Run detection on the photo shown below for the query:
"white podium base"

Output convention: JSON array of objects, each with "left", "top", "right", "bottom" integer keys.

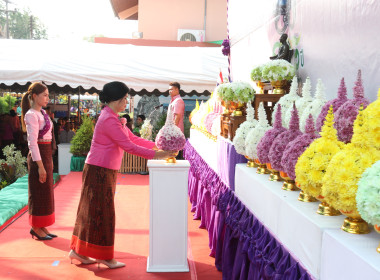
[
  {"left": 146, "top": 257, "right": 189, "bottom": 272},
  {"left": 58, "top": 143, "right": 72, "bottom": 175},
  {"left": 146, "top": 160, "right": 190, "bottom": 273}
]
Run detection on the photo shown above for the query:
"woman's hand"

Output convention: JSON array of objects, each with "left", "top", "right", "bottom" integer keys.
[
  {"left": 38, "top": 166, "right": 47, "bottom": 183},
  {"left": 152, "top": 145, "right": 159, "bottom": 151},
  {"left": 154, "top": 150, "right": 178, "bottom": 160}
]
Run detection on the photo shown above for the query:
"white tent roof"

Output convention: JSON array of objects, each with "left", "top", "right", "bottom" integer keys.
[{"left": 0, "top": 39, "right": 227, "bottom": 93}]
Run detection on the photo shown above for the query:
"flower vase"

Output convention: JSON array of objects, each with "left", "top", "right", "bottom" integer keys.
[
  {"left": 245, "top": 156, "right": 257, "bottom": 168},
  {"left": 279, "top": 171, "right": 298, "bottom": 191},
  {"left": 316, "top": 196, "right": 341, "bottom": 216},
  {"left": 255, "top": 81, "right": 265, "bottom": 94},
  {"left": 340, "top": 209, "right": 370, "bottom": 234},
  {"left": 254, "top": 158, "right": 270, "bottom": 174},
  {"left": 266, "top": 163, "right": 282, "bottom": 182},
  {"left": 296, "top": 182, "right": 317, "bottom": 202},
  {"left": 374, "top": 225, "right": 380, "bottom": 253},
  {"left": 270, "top": 80, "right": 288, "bottom": 94}
]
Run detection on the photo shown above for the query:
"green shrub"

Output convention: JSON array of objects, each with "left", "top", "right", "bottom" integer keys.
[{"left": 70, "top": 115, "right": 94, "bottom": 156}]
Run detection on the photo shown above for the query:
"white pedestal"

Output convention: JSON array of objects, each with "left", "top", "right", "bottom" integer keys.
[
  {"left": 146, "top": 160, "right": 190, "bottom": 272},
  {"left": 58, "top": 144, "right": 72, "bottom": 175}
]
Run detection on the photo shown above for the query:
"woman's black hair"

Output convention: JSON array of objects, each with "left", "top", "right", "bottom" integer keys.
[{"left": 99, "top": 81, "right": 129, "bottom": 104}]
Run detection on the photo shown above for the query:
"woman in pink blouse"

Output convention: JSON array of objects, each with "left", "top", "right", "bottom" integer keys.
[
  {"left": 69, "top": 82, "right": 175, "bottom": 269},
  {"left": 21, "top": 82, "right": 56, "bottom": 241}
]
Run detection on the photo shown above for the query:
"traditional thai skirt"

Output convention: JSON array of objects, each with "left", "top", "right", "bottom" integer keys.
[
  {"left": 70, "top": 163, "right": 118, "bottom": 260},
  {"left": 27, "top": 142, "right": 55, "bottom": 227}
]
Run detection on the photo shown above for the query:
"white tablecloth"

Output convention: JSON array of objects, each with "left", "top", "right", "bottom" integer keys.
[
  {"left": 189, "top": 129, "right": 218, "bottom": 172},
  {"left": 234, "top": 163, "right": 380, "bottom": 279}
]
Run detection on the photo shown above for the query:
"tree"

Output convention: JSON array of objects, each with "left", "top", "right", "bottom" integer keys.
[
  {"left": 0, "top": 2, "right": 47, "bottom": 39},
  {"left": 70, "top": 115, "right": 94, "bottom": 156}
]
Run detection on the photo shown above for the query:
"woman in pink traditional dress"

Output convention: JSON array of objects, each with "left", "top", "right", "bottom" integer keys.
[
  {"left": 21, "top": 82, "right": 56, "bottom": 241},
  {"left": 69, "top": 82, "right": 175, "bottom": 269}
]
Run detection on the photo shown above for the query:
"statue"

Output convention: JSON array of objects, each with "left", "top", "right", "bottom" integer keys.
[{"left": 270, "top": 33, "right": 293, "bottom": 63}]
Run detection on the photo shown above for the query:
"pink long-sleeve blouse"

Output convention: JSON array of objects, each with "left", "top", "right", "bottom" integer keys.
[
  {"left": 85, "top": 106, "right": 156, "bottom": 170},
  {"left": 24, "top": 108, "right": 53, "bottom": 162}
]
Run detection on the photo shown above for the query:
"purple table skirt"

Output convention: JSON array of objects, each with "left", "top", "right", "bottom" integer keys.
[
  {"left": 216, "top": 136, "right": 247, "bottom": 191},
  {"left": 184, "top": 140, "right": 312, "bottom": 280}
]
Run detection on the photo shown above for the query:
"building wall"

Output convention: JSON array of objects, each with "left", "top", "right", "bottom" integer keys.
[{"left": 138, "top": 0, "right": 226, "bottom": 42}]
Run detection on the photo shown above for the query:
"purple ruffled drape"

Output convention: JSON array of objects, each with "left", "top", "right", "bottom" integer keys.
[{"left": 184, "top": 140, "right": 312, "bottom": 280}]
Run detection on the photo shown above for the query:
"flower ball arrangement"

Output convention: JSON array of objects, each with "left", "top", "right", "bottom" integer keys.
[
  {"left": 268, "top": 104, "right": 302, "bottom": 172},
  {"left": 272, "top": 76, "right": 300, "bottom": 128},
  {"left": 211, "top": 114, "right": 222, "bottom": 137},
  {"left": 316, "top": 77, "right": 348, "bottom": 132},
  {"left": 361, "top": 89, "right": 380, "bottom": 149},
  {"left": 335, "top": 70, "right": 370, "bottom": 143},
  {"left": 321, "top": 106, "right": 380, "bottom": 217},
  {"left": 281, "top": 114, "right": 319, "bottom": 180},
  {"left": 233, "top": 102, "right": 258, "bottom": 155},
  {"left": 155, "top": 109, "right": 186, "bottom": 151},
  {"left": 300, "top": 79, "right": 327, "bottom": 133},
  {"left": 257, "top": 104, "right": 287, "bottom": 165},
  {"left": 261, "top": 59, "right": 295, "bottom": 82},
  {"left": 245, "top": 103, "right": 271, "bottom": 161},
  {"left": 295, "top": 106, "right": 344, "bottom": 199},
  {"left": 357, "top": 160, "right": 380, "bottom": 227},
  {"left": 140, "top": 119, "right": 153, "bottom": 141},
  {"left": 191, "top": 100, "right": 205, "bottom": 128},
  {"left": 284, "top": 77, "right": 313, "bottom": 128}
]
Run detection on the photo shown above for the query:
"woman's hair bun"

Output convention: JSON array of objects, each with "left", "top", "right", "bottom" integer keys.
[{"left": 101, "top": 81, "right": 129, "bottom": 103}]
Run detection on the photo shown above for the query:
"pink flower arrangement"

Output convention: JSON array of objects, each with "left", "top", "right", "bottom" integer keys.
[
  {"left": 316, "top": 77, "right": 348, "bottom": 132},
  {"left": 281, "top": 114, "right": 319, "bottom": 180},
  {"left": 155, "top": 109, "right": 186, "bottom": 151},
  {"left": 257, "top": 104, "right": 286, "bottom": 164},
  {"left": 268, "top": 104, "right": 302, "bottom": 171},
  {"left": 335, "top": 70, "right": 370, "bottom": 143}
]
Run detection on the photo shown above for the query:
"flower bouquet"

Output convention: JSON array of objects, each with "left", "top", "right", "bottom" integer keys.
[
  {"left": 233, "top": 102, "right": 258, "bottom": 155},
  {"left": 295, "top": 106, "right": 344, "bottom": 215},
  {"left": 268, "top": 104, "right": 302, "bottom": 190},
  {"left": 321, "top": 106, "right": 380, "bottom": 233},
  {"left": 357, "top": 160, "right": 380, "bottom": 242},
  {"left": 155, "top": 109, "right": 186, "bottom": 162},
  {"left": 245, "top": 103, "right": 271, "bottom": 173},
  {"left": 284, "top": 77, "right": 313, "bottom": 128},
  {"left": 191, "top": 100, "right": 205, "bottom": 128},
  {"left": 251, "top": 64, "right": 264, "bottom": 82},
  {"left": 272, "top": 76, "right": 300, "bottom": 127},
  {"left": 300, "top": 79, "right": 326, "bottom": 133},
  {"left": 140, "top": 118, "right": 153, "bottom": 141},
  {"left": 335, "top": 70, "right": 370, "bottom": 143},
  {"left": 316, "top": 77, "right": 348, "bottom": 132}
]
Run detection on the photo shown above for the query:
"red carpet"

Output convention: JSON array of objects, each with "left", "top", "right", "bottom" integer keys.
[{"left": 0, "top": 172, "right": 221, "bottom": 280}]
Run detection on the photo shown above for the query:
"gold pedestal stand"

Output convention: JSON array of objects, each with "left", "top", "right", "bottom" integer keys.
[
  {"left": 316, "top": 202, "right": 341, "bottom": 216},
  {"left": 245, "top": 156, "right": 257, "bottom": 168},
  {"left": 255, "top": 159, "right": 269, "bottom": 174},
  {"left": 279, "top": 171, "right": 298, "bottom": 191},
  {"left": 266, "top": 163, "right": 282, "bottom": 182},
  {"left": 298, "top": 190, "right": 317, "bottom": 202},
  {"left": 375, "top": 225, "right": 380, "bottom": 253},
  {"left": 340, "top": 210, "right": 370, "bottom": 234},
  {"left": 270, "top": 80, "right": 288, "bottom": 94}
]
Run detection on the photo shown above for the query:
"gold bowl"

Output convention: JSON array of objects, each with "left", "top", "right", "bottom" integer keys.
[
  {"left": 315, "top": 195, "right": 341, "bottom": 216},
  {"left": 296, "top": 183, "right": 317, "bottom": 202},
  {"left": 374, "top": 225, "right": 380, "bottom": 253}
]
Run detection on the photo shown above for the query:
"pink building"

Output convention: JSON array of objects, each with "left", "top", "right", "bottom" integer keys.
[{"left": 109, "top": 0, "right": 227, "bottom": 42}]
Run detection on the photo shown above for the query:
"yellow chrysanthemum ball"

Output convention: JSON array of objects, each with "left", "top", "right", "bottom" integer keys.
[
  {"left": 321, "top": 105, "right": 380, "bottom": 214},
  {"left": 189, "top": 99, "right": 200, "bottom": 125},
  {"left": 200, "top": 101, "right": 212, "bottom": 130},
  {"left": 362, "top": 88, "right": 380, "bottom": 149},
  {"left": 295, "top": 106, "right": 344, "bottom": 199}
]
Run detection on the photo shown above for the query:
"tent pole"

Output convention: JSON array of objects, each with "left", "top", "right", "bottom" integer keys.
[{"left": 78, "top": 88, "right": 81, "bottom": 123}]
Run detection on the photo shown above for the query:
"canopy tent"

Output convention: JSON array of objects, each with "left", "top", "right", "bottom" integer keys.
[{"left": 0, "top": 39, "right": 228, "bottom": 96}]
